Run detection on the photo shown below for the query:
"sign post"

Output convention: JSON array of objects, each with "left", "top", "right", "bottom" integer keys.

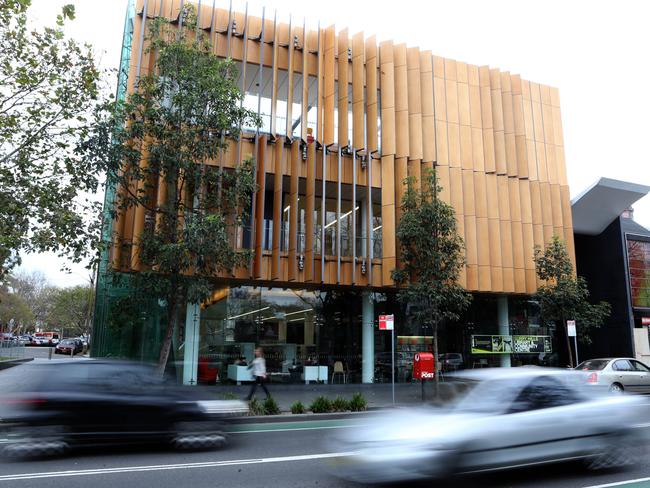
[
  {"left": 567, "top": 320, "right": 578, "bottom": 365},
  {"left": 379, "top": 315, "right": 395, "bottom": 404}
]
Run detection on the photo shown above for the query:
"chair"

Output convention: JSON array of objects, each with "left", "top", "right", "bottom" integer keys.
[
  {"left": 332, "top": 361, "right": 346, "bottom": 384},
  {"left": 472, "top": 358, "right": 488, "bottom": 369}
]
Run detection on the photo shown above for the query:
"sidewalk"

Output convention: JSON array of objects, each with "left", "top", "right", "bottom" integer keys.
[{"left": 210, "top": 381, "right": 466, "bottom": 411}]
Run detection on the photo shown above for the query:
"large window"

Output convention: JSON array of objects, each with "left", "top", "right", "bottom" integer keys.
[
  {"left": 199, "top": 287, "right": 370, "bottom": 382},
  {"left": 628, "top": 239, "right": 650, "bottom": 309}
]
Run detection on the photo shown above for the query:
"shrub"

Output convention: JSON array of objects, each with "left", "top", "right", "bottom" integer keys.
[
  {"left": 331, "top": 396, "right": 350, "bottom": 412},
  {"left": 248, "top": 398, "right": 265, "bottom": 416},
  {"left": 349, "top": 393, "right": 367, "bottom": 412},
  {"left": 309, "top": 395, "right": 332, "bottom": 413},
  {"left": 263, "top": 396, "right": 280, "bottom": 415},
  {"left": 290, "top": 401, "right": 305, "bottom": 414}
]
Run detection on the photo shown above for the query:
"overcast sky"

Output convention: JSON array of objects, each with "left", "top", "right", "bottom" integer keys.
[{"left": 19, "top": 0, "right": 650, "bottom": 287}]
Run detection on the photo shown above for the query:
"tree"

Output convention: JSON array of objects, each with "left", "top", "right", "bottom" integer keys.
[
  {"left": 0, "top": 0, "right": 104, "bottom": 281},
  {"left": 0, "top": 283, "right": 34, "bottom": 333},
  {"left": 47, "top": 285, "right": 94, "bottom": 337},
  {"left": 392, "top": 170, "right": 472, "bottom": 396},
  {"left": 534, "top": 235, "right": 610, "bottom": 367},
  {"left": 84, "top": 10, "right": 260, "bottom": 375},
  {"left": 6, "top": 270, "right": 57, "bottom": 328}
]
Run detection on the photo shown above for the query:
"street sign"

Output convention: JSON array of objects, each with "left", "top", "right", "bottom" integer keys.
[
  {"left": 379, "top": 314, "right": 394, "bottom": 331},
  {"left": 642, "top": 317, "right": 650, "bottom": 326},
  {"left": 567, "top": 320, "right": 576, "bottom": 337}
]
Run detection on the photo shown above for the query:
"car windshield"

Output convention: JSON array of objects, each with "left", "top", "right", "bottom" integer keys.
[
  {"left": 61, "top": 340, "right": 74, "bottom": 345},
  {"left": 452, "top": 377, "right": 524, "bottom": 414},
  {"left": 575, "top": 359, "right": 610, "bottom": 371}
]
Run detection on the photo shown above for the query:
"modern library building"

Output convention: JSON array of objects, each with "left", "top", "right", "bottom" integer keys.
[{"left": 92, "top": 0, "right": 576, "bottom": 384}]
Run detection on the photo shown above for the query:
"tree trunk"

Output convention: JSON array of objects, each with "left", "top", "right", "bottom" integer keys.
[
  {"left": 156, "top": 296, "right": 179, "bottom": 377},
  {"left": 433, "top": 321, "right": 439, "bottom": 399},
  {"left": 561, "top": 312, "right": 574, "bottom": 368}
]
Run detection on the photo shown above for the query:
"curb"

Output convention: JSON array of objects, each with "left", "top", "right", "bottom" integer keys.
[
  {"left": 0, "top": 358, "right": 33, "bottom": 370},
  {"left": 230, "top": 408, "right": 383, "bottom": 424}
]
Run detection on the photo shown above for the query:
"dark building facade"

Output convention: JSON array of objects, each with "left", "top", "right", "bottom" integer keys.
[{"left": 572, "top": 178, "right": 650, "bottom": 362}]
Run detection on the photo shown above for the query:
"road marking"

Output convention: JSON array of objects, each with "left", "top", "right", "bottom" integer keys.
[
  {"left": 0, "top": 452, "right": 354, "bottom": 482},
  {"left": 581, "top": 477, "right": 650, "bottom": 488}
]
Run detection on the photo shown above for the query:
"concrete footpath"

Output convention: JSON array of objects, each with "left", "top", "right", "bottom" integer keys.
[{"left": 211, "top": 381, "right": 467, "bottom": 411}]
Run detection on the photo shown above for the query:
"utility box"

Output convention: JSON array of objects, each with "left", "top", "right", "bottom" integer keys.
[{"left": 413, "top": 352, "right": 435, "bottom": 380}]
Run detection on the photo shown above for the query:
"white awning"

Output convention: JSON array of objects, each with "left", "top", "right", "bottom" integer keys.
[{"left": 571, "top": 178, "right": 650, "bottom": 235}]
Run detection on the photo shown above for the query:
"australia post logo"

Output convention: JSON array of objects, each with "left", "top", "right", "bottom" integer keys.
[{"left": 421, "top": 371, "right": 435, "bottom": 379}]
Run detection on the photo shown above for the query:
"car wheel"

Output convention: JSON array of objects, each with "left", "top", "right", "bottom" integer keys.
[
  {"left": 1, "top": 426, "right": 68, "bottom": 460},
  {"left": 171, "top": 421, "right": 227, "bottom": 451},
  {"left": 585, "top": 432, "right": 636, "bottom": 471},
  {"left": 609, "top": 383, "right": 624, "bottom": 394}
]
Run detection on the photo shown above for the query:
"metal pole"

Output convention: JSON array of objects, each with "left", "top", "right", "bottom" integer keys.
[
  {"left": 574, "top": 335, "right": 579, "bottom": 366},
  {"left": 391, "top": 326, "right": 395, "bottom": 405}
]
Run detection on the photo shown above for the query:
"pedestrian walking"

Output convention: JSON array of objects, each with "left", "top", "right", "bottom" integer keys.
[{"left": 245, "top": 347, "right": 270, "bottom": 400}]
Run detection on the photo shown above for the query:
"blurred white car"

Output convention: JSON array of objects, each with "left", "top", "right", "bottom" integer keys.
[
  {"left": 576, "top": 358, "right": 650, "bottom": 393},
  {"left": 329, "top": 368, "right": 649, "bottom": 483}
]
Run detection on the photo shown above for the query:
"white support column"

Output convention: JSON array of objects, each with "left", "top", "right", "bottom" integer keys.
[
  {"left": 498, "top": 295, "right": 511, "bottom": 368},
  {"left": 362, "top": 291, "right": 374, "bottom": 383},
  {"left": 183, "top": 302, "right": 201, "bottom": 385}
]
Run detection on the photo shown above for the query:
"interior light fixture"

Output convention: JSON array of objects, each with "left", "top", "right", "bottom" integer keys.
[
  {"left": 323, "top": 206, "right": 360, "bottom": 229},
  {"left": 226, "top": 306, "right": 270, "bottom": 320},
  {"left": 284, "top": 308, "right": 313, "bottom": 317}
]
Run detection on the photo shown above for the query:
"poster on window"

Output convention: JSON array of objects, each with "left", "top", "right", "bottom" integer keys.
[
  {"left": 471, "top": 335, "right": 552, "bottom": 354},
  {"left": 471, "top": 335, "right": 511, "bottom": 354},
  {"left": 513, "top": 335, "right": 552, "bottom": 354}
]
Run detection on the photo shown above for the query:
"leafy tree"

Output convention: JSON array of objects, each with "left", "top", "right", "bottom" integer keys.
[
  {"left": 392, "top": 170, "right": 472, "bottom": 395},
  {"left": 84, "top": 11, "right": 260, "bottom": 375},
  {"left": 47, "top": 285, "right": 94, "bottom": 337},
  {"left": 6, "top": 270, "right": 57, "bottom": 328},
  {"left": 534, "top": 235, "right": 610, "bottom": 367},
  {"left": 0, "top": 283, "right": 34, "bottom": 333},
  {"left": 0, "top": 0, "right": 104, "bottom": 282}
]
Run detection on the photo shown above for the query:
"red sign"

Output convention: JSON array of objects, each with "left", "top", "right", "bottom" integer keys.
[
  {"left": 379, "top": 314, "right": 394, "bottom": 331},
  {"left": 642, "top": 317, "right": 650, "bottom": 326},
  {"left": 413, "top": 352, "right": 435, "bottom": 380}
]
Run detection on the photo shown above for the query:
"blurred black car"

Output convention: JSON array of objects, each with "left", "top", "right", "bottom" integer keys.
[
  {"left": 0, "top": 360, "right": 247, "bottom": 458},
  {"left": 54, "top": 339, "right": 83, "bottom": 355}
]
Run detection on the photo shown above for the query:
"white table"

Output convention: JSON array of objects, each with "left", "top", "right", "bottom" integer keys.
[
  {"left": 302, "top": 365, "right": 328, "bottom": 384},
  {"left": 227, "top": 365, "right": 254, "bottom": 385}
]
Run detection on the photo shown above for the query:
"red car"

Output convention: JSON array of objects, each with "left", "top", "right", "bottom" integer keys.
[{"left": 55, "top": 339, "right": 82, "bottom": 355}]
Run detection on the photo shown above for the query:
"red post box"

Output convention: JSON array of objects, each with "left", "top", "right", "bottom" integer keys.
[{"left": 413, "top": 352, "right": 435, "bottom": 380}]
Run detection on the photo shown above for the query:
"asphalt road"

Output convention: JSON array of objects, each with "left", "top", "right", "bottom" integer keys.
[
  {"left": 2, "top": 420, "right": 650, "bottom": 488},
  {"left": 21, "top": 347, "right": 85, "bottom": 359}
]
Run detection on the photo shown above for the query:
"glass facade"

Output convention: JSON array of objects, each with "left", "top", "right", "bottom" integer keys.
[
  {"left": 189, "top": 288, "right": 559, "bottom": 385},
  {"left": 628, "top": 239, "right": 650, "bottom": 309},
  {"left": 199, "top": 286, "right": 370, "bottom": 384}
]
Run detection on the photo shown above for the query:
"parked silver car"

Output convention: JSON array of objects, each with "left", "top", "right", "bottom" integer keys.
[
  {"left": 576, "top": 358, "right": 650, "bottom": 393},
  {"left": 328, "top": 368, "right": 649, "bottom": 483}
]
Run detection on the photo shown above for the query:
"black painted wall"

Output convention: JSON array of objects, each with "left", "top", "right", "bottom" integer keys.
[{"left": 574, "top": 218, "right": 634, "bottom": 359}]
